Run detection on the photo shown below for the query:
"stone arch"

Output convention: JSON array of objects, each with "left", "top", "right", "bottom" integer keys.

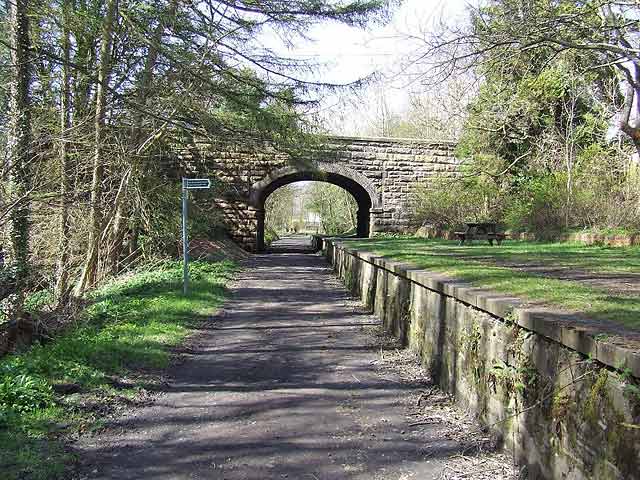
[{"left": 250, "top": 162, "right": 381, "bottom": 251}]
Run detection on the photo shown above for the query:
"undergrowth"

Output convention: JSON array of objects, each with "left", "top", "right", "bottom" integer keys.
[{"left": 0, "top": 260, "right": 236, "bottom": 480}]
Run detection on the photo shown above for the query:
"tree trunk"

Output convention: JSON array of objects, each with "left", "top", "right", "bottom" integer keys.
[
  {"left": 72, "top": 0, "right": 96, "bottom": 122},
  {"left": 107, "top": 0, "right": 177, "bottom": 273},
  {"left": 5, "top": 0, "right": 33, "bottom": 328},
  {"left": 618, "top": 78, "right": 640, "bottom": 159},
  {"left": 74, "top": 0, "right": 118, "bottom": 296},
  {"left": 601, "top": 5, "right": 640, "bottom": 159},
  {"left": 105, "top": 167, "right": 131, "bottom": 274},
  {"left": 55, "top": 0, "right": 73, "bottom": 303}
]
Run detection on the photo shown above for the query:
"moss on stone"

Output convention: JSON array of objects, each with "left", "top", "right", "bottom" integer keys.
[
  {"left": 486, "top": 326, "right": 539, "bottom": 406},
  {"left": 460, "top": 321, "right": 484, "bottom": 383},
  {"left": 551, "top": 390, "right": 570, "bottom": 420},
  {"left": 343, "top": 269, "right": 355, "bottom": 292},
  {"left": 584, "top": 368, "right": 609, "bottom": 424}
]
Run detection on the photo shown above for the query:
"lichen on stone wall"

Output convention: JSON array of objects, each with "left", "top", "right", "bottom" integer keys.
[
  {"left": 460, "top": 321, "right": 485, "bottom": 385},
  {"left": 578, "top": 367, "right": 640, "bottom": 480},
  {"left": 343, "top": 268, "right": 355, "bottom": 293}
]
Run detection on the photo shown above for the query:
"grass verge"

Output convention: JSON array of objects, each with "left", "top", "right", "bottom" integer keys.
[
  {"left": 346, "top": 237, "right": 640, "bottom": 329},
  {"left": 0, "top": 259, "right": 236, "bottom": 480}
]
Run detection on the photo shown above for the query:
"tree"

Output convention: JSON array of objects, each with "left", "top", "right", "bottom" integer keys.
[
  {"left": 0, "top": 0, "right": 399, "bottom": 304},
  {"left": 74, "top": 0, "right": 119, "bottom": 296},
  {"left": 401, "top": 1, "right": 640, "bottom": 235},
  {"left": 54, "top": 0, "right": 73, "bottom": 301},
  {"left": 104, "top": 0, "right": 178, "bottom": 276},
  {"left": 408, "top": 0, "right": 640, "bottom": 156},
  {"left": 266, "top": 184, "right": 297, "bottom": 235},
  {"left": 4, "top": 0, "right": 32, "bottom": 322},
  {"left": 307, "top": 183, "right": 357, "bottom": 235}
]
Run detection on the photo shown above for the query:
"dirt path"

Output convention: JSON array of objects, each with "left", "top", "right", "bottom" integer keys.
[{"left": 76, "top": 248, "right": 515, "bottom": 480}]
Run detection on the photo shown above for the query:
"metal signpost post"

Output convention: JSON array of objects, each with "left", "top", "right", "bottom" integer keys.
[{"left": 182, "top": 177, "right": 211, "bottom": 295}]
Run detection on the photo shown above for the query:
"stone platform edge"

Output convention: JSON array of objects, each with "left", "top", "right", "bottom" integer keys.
[
  {"left": 328, "top": 239, "right": 640, "bottom": 378},
  {"left": 325, "top": 238, "right": 640, "bottom": 479}
]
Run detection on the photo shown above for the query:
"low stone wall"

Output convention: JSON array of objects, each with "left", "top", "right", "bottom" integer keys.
[
  {"left": 560, "top": 232, "right": 640, "bottom": 247},
  {"left": 325, "top": 239, "right": 640, "bottom": 480},
  {"left": 415, "top": 226, "right": 640, "bottom": 247}
]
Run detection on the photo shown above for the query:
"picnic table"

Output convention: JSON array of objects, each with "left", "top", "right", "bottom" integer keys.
[{"left": 455, "top": 222, "right": 505, "bottom": 246}]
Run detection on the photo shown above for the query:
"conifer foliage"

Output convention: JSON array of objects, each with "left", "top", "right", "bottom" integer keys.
[{"left": 0, "top": 0, "right": 396, "bottom": 332}]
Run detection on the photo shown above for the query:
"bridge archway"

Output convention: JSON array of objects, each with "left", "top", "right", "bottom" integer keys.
[{"left": 250, "top": 163, "right": 381, "bottom": 252}]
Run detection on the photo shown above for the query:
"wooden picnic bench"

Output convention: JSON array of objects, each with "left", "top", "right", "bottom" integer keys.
[{"left": 455, "top": 222, "right": 505, "bottom": 246}]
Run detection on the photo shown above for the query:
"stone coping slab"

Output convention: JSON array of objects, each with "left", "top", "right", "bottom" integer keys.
[
  {"left": 328, "top": 135, "right": 457, "bottom": 146},
  {"left": 329, "top": 240, "right": 640, "bottom": 378}
]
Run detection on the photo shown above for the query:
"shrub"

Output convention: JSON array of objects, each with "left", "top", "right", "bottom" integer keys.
[
  {"left": 412, "top": 174, "right": 504, "bottom": 230},
  {"left": 264, "top": 227, "right": 279, "bottom": 246},
  {"left": 570, "top": 152, "right": 640, "bottom": 231},
  {"left": 0, "top": 368, "right": 53, "bottom": 415},
  {"left": 503, "top": 174, "right": 567, "bottom": 237},
  {"left": 412, "top": 165, "right": 640, "bottom": 239}
]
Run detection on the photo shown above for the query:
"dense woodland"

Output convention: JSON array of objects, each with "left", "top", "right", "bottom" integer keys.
[
  {"left": 2, "top": 0, "right": 640, "bottom": 341},
  {"left": 0, "top": 0, "right": 396, "bottom": 339}
]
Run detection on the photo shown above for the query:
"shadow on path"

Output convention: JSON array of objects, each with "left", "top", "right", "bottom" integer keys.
[{"left": 77, "top": 253, "right": 472, "bottom": 480}]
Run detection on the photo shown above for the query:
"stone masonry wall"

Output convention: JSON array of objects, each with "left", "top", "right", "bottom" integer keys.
[
  {"left": 325, "top": 239, "right": 640, "bottom": 480},
  {"left": 179, "top": 136, "right": 459, "bottom": 250}
]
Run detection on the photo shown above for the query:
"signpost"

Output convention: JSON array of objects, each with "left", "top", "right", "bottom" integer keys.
[{"left": 182, "top": 177, "right": 211, "bottom": 295}]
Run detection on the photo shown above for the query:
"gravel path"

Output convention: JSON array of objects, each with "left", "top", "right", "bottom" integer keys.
[{"left": 76, "top": 245, "right": 515, "bottom": 480}]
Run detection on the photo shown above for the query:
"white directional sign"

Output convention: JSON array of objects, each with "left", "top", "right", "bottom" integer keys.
[{"left": 184, "top": 178, "right": 211, "bottom": 190}]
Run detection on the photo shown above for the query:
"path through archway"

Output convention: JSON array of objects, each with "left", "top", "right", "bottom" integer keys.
[{"left": 250, "top": 164, "right": 380, "bottom": 252}]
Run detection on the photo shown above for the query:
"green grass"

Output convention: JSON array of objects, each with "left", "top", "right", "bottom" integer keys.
[
  {"left": 346, "top": 237, "right": 640, "bottom": 329},
  {"left": 0, "top": 259, "right": 236, "bottom": 480}
]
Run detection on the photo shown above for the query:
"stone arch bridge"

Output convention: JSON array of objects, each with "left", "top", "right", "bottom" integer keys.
[{"left": 180, "top": 136, "right": 459, "bottom": 251}]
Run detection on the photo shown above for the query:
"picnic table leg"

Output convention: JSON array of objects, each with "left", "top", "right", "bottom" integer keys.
[{"left": 488, "top": 238, "right": 494, "bottom": 246}]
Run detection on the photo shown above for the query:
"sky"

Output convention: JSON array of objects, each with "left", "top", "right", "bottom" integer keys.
[
  {"left": 260, "top": 0, "right": 471, "bottom": 135},
  {"left": 280, "top": 0, "right": 468, "bottom": 83}
]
